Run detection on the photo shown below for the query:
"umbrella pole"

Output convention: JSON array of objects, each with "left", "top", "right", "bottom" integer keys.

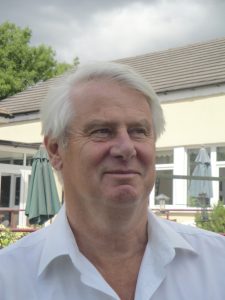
[{"left": 198, "top": 193, "right": 209, "bottom": 221}]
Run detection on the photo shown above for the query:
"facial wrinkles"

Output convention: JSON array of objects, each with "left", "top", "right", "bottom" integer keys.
[
  {"left": 66, "top": 80, "right": 155, "bottom": 157},
  {"left": 58, "top": 80, "right": 157, "bottom": 220},
  {"left": 69, "top": 81, "right": 154, "bottom": 134},
  {"left": 66, "top": 129, "right": 91, "bottom": 159},
  {"left": 65, "top": 117, "right": 154, "bottom": 172},
  {"left": 72, "top": 102, "right": 153, "bottom": 134}
]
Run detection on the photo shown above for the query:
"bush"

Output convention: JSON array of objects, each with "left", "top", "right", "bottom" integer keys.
[
  {"left": 0, "top": 225, "right": 28, "bottom": 249},
  {"left": 195, "top": 202, "right": 225, "bottom": 233}
]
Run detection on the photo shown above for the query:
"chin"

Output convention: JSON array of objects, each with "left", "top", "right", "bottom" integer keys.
[{"left": 104, "top": 186, "right": 143, "bottom": 207}]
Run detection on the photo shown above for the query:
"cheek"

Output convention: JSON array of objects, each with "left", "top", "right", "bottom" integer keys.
[
  {"left": 81, "top": 143, "right": 110, "bottom": 165},
  {"left": 138, "top": 143, "right": 155, "bottom": 166},
  {"left": 139, "top": 147, "right": 156, "bottom": 184}
]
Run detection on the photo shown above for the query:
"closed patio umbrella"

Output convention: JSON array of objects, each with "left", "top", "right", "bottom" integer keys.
[
  {"left": 189, "top": 148, "right": 213, "bottom": 219},
  {"left": 25, "top": 147, "right": 61, "bottom": 225},
  {"left": 189, "top": 148, "right": 213, "bottom": 199}
]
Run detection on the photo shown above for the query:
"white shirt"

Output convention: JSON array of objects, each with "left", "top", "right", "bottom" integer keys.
[{"left": 0, "top": 206, "right": 225, "bottom": 300}]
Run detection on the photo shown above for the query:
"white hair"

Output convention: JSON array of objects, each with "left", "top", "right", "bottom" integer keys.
[{"left": 41, "top": 62, "right": 165, "bottom": 142}]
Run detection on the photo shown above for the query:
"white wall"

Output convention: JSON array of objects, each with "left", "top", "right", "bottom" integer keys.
[
  {"left": 0, "top": 93, "right": 224, "bottom": 147},
  {"left": 157, "top": 94, "right": 225, "bottom": 148},
  {"left": 0, "top": 120, "right": 42, "bottom": 143}
]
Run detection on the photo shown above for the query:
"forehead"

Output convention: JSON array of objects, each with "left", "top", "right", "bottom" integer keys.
[{"left": 70, "top": 79, "right": 151, "bottom": 119}]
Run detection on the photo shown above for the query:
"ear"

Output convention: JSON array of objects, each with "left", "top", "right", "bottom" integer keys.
[{"left": 44, "top": 136, "right": 63, "bottom": 171}]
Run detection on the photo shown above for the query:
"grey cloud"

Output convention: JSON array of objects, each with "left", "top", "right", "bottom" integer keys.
[{"left": 0, "top": 0, "right": 225, "bottom": 63}]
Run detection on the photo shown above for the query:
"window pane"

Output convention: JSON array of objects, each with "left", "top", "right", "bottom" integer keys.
[
  {"left": 187, "top": 196, "right": 210, "bottom": 207},
  {"left": 156, "top": 150, "right": 173, "bottom": 164},
  {"left": 219, "top": 167, "right": 225, "bottom": 204},
  {"left": 26, "top": 155, "right": 34, "bottom": 166},
  {"left": 0, "top": 151, "right": 23, "bottom": 165},
  {"left": 0, "top": 176, "right": 11, "bottom": 207},
  {"left": 187, "top": 148, "right": 210, "bottom": 175},
  {"left": 188, "top": 148, "right": 199, "bottom": 175},
  {"left": 187, "top": 148, "right": 211, "bottom": 207},
  {"left": 15, "top": 176, "right": 21, "bottom": 206},
  {"left": 217, "top": 147, "right": 225, "bottom": 161},
  {"left": 155, "top": 170, "right": 173, "bottom": 205}
]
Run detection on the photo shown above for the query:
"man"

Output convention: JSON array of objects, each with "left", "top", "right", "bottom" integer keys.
[{"left": 0, "top": 62, "right": 225, "bottom": 300}]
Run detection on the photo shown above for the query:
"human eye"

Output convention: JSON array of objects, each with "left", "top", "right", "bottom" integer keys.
[
  {"left": 128, "top": 127, "right": 149, "bottom": 139},
  {"left": 90, "top": 128, "right": 112, "bottom": 139}
]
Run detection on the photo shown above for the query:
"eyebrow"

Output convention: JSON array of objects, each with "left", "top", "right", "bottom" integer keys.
[
  {"left": 83, "top": 119, "right": 152, "bottom": 133},
  {"left": 83, "top": 120, "right": 117, "bottom": 133},
  {"left": 130, "top": 119, "right": 152, "bottom": 129}
]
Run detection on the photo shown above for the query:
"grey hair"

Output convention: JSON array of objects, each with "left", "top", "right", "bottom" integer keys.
[{"left": 41, "top": 62, "right": 165, "bottom": 142}]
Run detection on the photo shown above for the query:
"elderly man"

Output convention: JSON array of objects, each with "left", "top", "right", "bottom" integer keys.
[{"left": 0, "top": 62, "right": 225, "bottom": 300}]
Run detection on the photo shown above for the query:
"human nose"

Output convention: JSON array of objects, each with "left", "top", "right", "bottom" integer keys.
[{"left": 110, "top": 130, "right": 136, "bottom": 160}]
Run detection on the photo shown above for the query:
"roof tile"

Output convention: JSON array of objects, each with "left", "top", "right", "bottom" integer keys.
[{"left": 1, "top": 37, "right": 225, "bottom": 115}]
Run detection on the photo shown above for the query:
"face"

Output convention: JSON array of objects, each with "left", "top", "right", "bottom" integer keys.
[{"left": 50, "top": 80, "right": 156, "bottom": 214}]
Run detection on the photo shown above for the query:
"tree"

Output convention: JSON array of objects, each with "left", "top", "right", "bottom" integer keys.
[{"left": 0, "top": 22, "right": 78, "bottom": 100}]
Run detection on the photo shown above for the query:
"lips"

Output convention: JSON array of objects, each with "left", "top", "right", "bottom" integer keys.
[{"left": 104, "top": 170, "right": 140, "bottom": 175}]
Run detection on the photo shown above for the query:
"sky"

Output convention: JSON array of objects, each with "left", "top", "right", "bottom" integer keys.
[{"left": 1, "top": 0, "right": 225, "bottom": 64}]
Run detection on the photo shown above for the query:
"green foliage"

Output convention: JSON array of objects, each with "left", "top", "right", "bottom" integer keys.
[
  {"left": 0, "top": 21, "right": 79, "bottom": 100},
  {"left": 0, "top": 225, "right": 28, "bottom": 249},
  {"left": 187, "top": 197, "right": 210, "bottom": 207},
  {"left": 195, "top": 202, "right": 225, "bottom": 233},
  {"left": 54, "top": 62, "right": 73, "bottom": 75},
  {"left": 187, "top": 197, "right": 199, "bottom": 207}
]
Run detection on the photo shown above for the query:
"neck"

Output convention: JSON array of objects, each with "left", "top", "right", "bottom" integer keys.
[
  {"left": 66, "top": 200, "right": 149, "bottom": 261},
  {"left": 66, "top": 200, "right": 149, "bottom": 300}
]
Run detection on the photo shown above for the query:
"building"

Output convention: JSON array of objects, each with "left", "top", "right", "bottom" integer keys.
[{"left": 1, "top": 37, "right": 225, "bottom": 226}]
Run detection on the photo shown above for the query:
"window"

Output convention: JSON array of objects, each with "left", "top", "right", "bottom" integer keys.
[
  {"left": 217, "top": 147, "right": 225, "bottom": 161},
  {"left": 187, "top": 148, "right": 211, "bottom": 207},
  {"left": 156, "top": 150, "right": 173, "bottom": 164},
  {"left": 155, "top": 169, "right": 173, "bottom": 205},
  {"left": 26, "top": 155, "right": 34, "bottom": 166},
  {"left": 154, "top": 149, "right": 174, "bottom": 206},
  {"left": 0, "top": 151, "right": 23, "bottom": 165},
  {"left": 15, "top": 176, "right": 21, "bottom": 206},
  {"left": 0, "top": 146, "right": 34, "bottom": 227},
  {"left": 0, "top": 175, "right": 22, "bottom": 207},
  {"left": 0, "top": 176, "right": 11, "bottom": 207},
  {"left": 219, "top": 168, "right": 225, "bottom": 204},
  {"left": 187, "top": 148, "right": 211, "bottom": 174}
]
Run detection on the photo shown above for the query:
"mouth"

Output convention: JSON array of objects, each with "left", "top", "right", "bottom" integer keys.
[{"left": 104, "top": 170, "right": 141, "bottom": 176}]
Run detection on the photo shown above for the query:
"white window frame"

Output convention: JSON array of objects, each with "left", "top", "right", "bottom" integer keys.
[
  {"left": 0, "top": 144, "right": 36, "bottom": 227},
  {"left": 0, "top": 164, "right": 32, "bottom": 227},
  {"left": 149, "top": 163, "right": 174, "bottom": 208}
]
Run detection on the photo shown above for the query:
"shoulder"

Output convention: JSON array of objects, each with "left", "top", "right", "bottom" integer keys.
[
  {"left": 1, "top": 226, "right": 48, "bottom": 251},
  {"left": 163, "top": 218, "right": 225, "bottom": 251},
  {"left": 0, "top": 227, "right": 50, "bottom": 297},
  {"left": 0, "top": 226, "right": 49, "bottom": 268},
  {"left": 164, "top": 217, "right": 223, "bottom": 237}
]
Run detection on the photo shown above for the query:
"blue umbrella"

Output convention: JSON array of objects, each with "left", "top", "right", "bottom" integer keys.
[
  {"left": 25, "top": 147, "right": 61, "bottom": 225},
  {"left": 189, "top": 148, "right": 213, "bottom": 199}
]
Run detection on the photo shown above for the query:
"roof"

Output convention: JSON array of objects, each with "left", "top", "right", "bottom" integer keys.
[
  {"left": 0, "top": 75, "right": 64, "bottom": 116},
  {"left": 0, "top": 139, "right": 40, "bottom": 149},
  {"left": 115, "top": 37, "right": 225, "bottom": 92},
  {"left": 1, "top": 37, "right": 225, "bottom": 116},
  {"left": 0, "top": 108, "right": 13, "bottom": 118}
]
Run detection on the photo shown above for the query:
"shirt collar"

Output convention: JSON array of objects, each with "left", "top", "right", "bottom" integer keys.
[
  {"left": 147, "top": 210, "right": 198, "bottom": 255},
  {"left": 134, "top": 211, "right": 198, "bottom": 300},
  {"left": 38, "top": 205, "right": 197, "bottom": 276},
  {"left": 38, "top": 205, "right": 81, "bottom": 276}
]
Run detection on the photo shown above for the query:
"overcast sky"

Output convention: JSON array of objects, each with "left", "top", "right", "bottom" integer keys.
[{"left": 1, "top": 0, "right": 225, "bottom": 64}]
